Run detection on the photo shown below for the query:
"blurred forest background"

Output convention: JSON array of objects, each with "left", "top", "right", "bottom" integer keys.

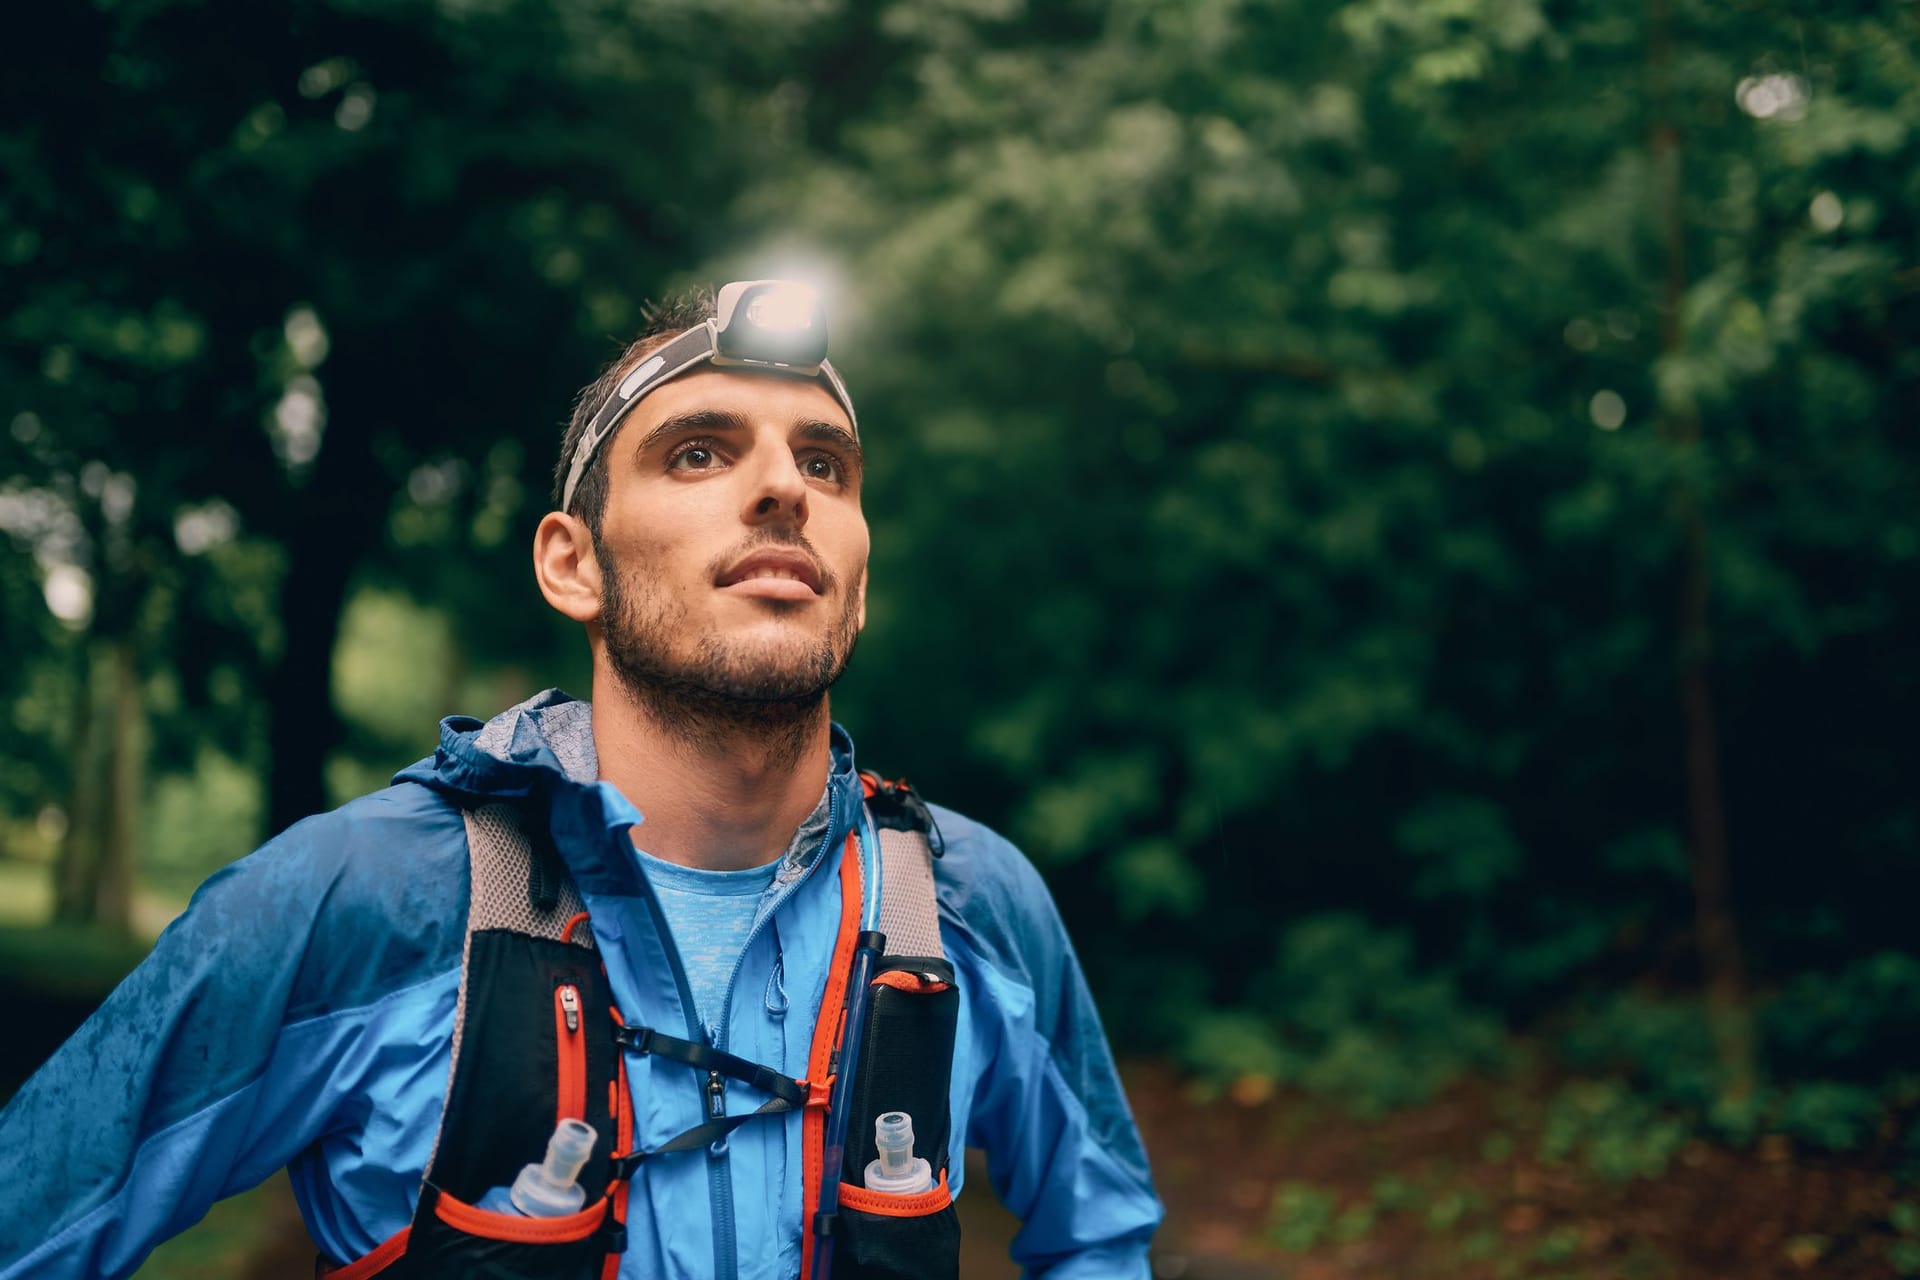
[{"left": 2, "top": 0, "right": 1917, "bottom": 1276}]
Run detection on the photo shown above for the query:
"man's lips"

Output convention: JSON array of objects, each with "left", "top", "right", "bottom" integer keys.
[{"left": 716, "top": 549, "right": 825, "bottom": 600}]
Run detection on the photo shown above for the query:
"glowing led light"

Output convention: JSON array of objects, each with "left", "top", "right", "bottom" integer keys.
[{"left": 745, "top": 284, "right": 817, "bottom": 332}]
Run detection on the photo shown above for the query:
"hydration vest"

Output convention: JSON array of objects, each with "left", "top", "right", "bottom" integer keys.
[{"left": 320, "top": 774, "right": 960, "bottom": 1280}]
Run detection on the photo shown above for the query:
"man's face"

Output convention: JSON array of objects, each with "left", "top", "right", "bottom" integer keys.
[{"left": 590, "top": 366, "right": 869, "bottom": 710}]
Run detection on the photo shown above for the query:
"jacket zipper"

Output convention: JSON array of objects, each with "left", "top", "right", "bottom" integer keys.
[
  {"left": 705, "top": 783, "right": 847, "bottom": 1280},
  {"left": 553, "top": 983, "right": 586, "bottom": 1124}
]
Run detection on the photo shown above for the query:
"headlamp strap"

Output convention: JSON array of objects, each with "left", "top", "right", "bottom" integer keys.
[
  {"left": 561, "top": 320, "right": 859, "bottom": 515},
  {"left": 563, "top": 324, "right": 719, "bottom": 512}
]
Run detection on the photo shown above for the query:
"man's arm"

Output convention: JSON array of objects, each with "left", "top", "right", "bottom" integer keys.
[
  {"left": 934, "top": 809, "right": 1163, "bottom": 1279},
  {"left": 0, "top": 783, "right": 466, "bottom": 1279}
]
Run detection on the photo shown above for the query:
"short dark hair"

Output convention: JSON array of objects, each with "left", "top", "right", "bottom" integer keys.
[{"left": 553, "top": 287, "right": 717, "bottom": 538}]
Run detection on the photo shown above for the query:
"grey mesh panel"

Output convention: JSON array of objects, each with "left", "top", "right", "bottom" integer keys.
[
  {"left": 462, "top": 803, "right": 592, "bottom": 940},
  {"left": 874, "top": 822, "right": 944, "bottom": 961},
  {"left": 430, "top": 803, "right": 594, "bottom": 1177}
]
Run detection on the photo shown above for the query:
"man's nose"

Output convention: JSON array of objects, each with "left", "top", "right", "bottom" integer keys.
[{"left": 742, "top": 445, "right": 809, "bottom": 528}]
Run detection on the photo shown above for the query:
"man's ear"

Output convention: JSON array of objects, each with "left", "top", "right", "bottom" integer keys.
[{"left": 533, "top": 511, "right": 604, "bottom": 624}]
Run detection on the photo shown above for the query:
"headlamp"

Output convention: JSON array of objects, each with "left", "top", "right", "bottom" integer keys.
[{"left": 559, "top": 279, "right": 857, "bottom": 514}]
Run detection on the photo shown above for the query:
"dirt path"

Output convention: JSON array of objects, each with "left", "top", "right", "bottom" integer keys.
[{"left": 1123, "top": 1059, "right": 1906, "bottom": 1280}]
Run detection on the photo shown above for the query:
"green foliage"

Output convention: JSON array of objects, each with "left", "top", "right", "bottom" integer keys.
[
  {"left": 1370, "top": 1173, "right": 1419, "bottom": 1213},
  {"left": 1890, "top": 1202, "right": 1920, "bottom": 1277},
  {"left": 1422, "top": 1186, "right": 1486, "bottom": 1234},
  {"left": 1563, "top": 994, "right": 1722, "bottom": 1113},
  {"left": 1540, "top": 1079, "right": 1691, "bottom": 1183},
  {"left": 1396, "top": 794, "right": 1524, "bottom": 902},
  {"left": 143, "top": 747, "right": 262, "bottom": 901},
  {"left": 805, "top": 0, "right": 1920, "bottom": 1145},
  {"left": 1178, "top": 1009, "right": 1289, "bottom": 1083},
  {"left": 332, "top": 589, "right": 457, "bottom": 757},
  {"left": 1182, "top": 913, "right": 1503, "bottom": 1115},
  {"left": 1764, "top": 952, "right": 1920, "bottom": 1085},
  {"left": 1533, "top": 1225, "right": 1586, "bottom": 1266},
  {"left": 1267, "top": 1181, "right": 1339, "bottom": 1252},
  {"left": 1774, "top": 1081, "right": 1885, "bottom": 1153},
  {"left": 1564, "top": 981, "right": 1920, "bottom": 1154}
]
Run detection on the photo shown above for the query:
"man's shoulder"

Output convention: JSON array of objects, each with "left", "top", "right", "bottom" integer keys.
[
  {"left": 245, "top": 778, "right": 469, "bottom": 901},
  {"left": 202, "top": 779, "right": 471, "bottom": 1022},
  {"left": 921, "top": 802, "right": 1072, "bottom": 987},
  {"left": 922, "top": 803, "right": 1047, "bottom": 906}
]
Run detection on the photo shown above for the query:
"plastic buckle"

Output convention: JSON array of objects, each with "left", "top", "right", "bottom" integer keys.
[
  {"left": 804, "top": 1078, "right": 834, "bottom": 1109},
  {"left": 812, "top": 1210, "right": 838, "bottom": 1239},
  {"left": 613, "top": 1023, "right": 653, "bottom": 1054},
  {"left": 603, "top": 1222, "right": 628, "bottom": 1254}
]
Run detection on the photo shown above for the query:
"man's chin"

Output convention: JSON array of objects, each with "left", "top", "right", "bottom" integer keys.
[{"left": 608, "top": 637, "right": 850, "bottom": 709}]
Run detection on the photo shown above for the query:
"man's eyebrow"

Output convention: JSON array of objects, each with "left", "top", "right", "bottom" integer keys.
[
  {"left": 794, "top": 418, "right": 863, "bottom": 466},
  {"left": 632, "top": 408, "right": 751, "bottom": 458}
]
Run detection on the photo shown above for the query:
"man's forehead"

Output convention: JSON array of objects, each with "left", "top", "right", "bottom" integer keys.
[{"left": 627, "top": 366, "right": 855, "bottom": 435}]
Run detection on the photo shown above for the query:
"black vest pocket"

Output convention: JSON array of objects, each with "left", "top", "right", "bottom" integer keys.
[
  {"left": 840, "top": 960, "right": 959, "bottom": 1182},
  {"left": 397, "top": 1185, "right": 613, "bottom": 1280},
  {"left": 395, "top": 928, "right": 621, "bottom": 1280},
  {"left": 833, "top": 958, "right": 961, "bottom": 1280},
  {"left": 833, "top": 1195, "right": 961, "bottom": 1280}
]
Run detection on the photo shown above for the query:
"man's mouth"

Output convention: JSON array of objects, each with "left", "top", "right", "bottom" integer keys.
[{"left": 716, "top": 549, "right": 825, "bottom": 599}]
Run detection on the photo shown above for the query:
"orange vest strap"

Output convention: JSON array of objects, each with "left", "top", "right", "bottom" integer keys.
[
  {"left": 799, "top": 830, "right": 865, "bottom": 1280},
  {"left": 317, "top": 1225, "right": 410, "bottom": 1280}
]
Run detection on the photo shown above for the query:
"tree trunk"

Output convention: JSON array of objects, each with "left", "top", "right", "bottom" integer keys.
[
  {"left": 53, "top": 641, "right": 102, "bottom": 924},
  {"left": 1650, "top": 0, "right": 1754, "bottom": 1106},
  {"left": 264, "top": 384, "right": 383, "bottom": 838},
  {"left": 94, "top": 636, "right": 142, "bottom": 935}
]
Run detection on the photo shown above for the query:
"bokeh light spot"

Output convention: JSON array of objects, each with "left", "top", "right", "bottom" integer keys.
[
  {"left": 1809, "top": 191, "right": 1844, "bottom": 233},
  {"left": 43, "top": 563, "right": 93, "bottom": 627}
]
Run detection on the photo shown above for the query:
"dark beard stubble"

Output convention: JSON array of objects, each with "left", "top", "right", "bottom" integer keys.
[{"left": 598, "top": 536, "right": 862, "bottom": 765}]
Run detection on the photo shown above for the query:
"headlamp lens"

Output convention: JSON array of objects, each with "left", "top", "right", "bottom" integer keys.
[
  {"left": 715, "top": 279, "right": 830, "bottom": 369},
  {"left": 744, "top": 283, "right": 817, "bottom": 333}
]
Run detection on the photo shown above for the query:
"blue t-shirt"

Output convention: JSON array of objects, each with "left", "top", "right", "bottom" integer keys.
[{"left": 634, "top": 850, "right": 779, "bottom": 1037}]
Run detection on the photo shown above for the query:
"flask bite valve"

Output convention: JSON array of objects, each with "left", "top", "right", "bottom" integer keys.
[
  {"left": 862, "top": 1110, "right": 934, "bottom": 1194},
  {"left": 509, "top": 1118, "right": 597, "bottom": 1216}
]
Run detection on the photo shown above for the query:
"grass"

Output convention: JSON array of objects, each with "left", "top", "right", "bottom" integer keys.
[{"left": 0, "top": 859, "right": 53, "bottom": 926}]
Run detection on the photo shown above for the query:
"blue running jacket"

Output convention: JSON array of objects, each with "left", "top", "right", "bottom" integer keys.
[{"left": 0, "top": 692, "right": 1162, "bottom": 1278}]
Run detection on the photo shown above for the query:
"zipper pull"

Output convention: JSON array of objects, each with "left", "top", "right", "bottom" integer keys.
[
  {"left": 559, "top": 984, "right": 580, "bottom": 1032},
  {"left": 707, "top": 1068, "right": 726, "bottom": 1119}
]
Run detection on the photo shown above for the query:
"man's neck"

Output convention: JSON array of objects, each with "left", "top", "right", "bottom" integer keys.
[{"left": 590, "top": 674, "right": 834, "bottom": 873}]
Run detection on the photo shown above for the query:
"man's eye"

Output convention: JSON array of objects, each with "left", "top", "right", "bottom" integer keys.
[
  {"left": 667, "top": 444, "right": 719, "bottom": 471},
  {"left": 800, "top": 454, "right": 843, "bottom": 483}
]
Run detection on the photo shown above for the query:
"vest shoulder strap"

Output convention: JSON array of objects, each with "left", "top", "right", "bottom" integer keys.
[
  {"left": 461, "top": 800, "right": 594, "bottom": 943},
  {"left": 448, "top": 801, "right": 595, "bottom": 1077},
  {"left": 864, "top": 777, "right": 944, "bottom": 961}
]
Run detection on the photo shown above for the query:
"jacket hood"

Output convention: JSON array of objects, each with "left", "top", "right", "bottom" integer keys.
[{"left": 395, "top": 688, "right": 864, "bottom": 896}]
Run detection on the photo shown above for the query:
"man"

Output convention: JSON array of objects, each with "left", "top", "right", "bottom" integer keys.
[{"left": 0, "top": 282, "right": 1162, "bottom": 1279}]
